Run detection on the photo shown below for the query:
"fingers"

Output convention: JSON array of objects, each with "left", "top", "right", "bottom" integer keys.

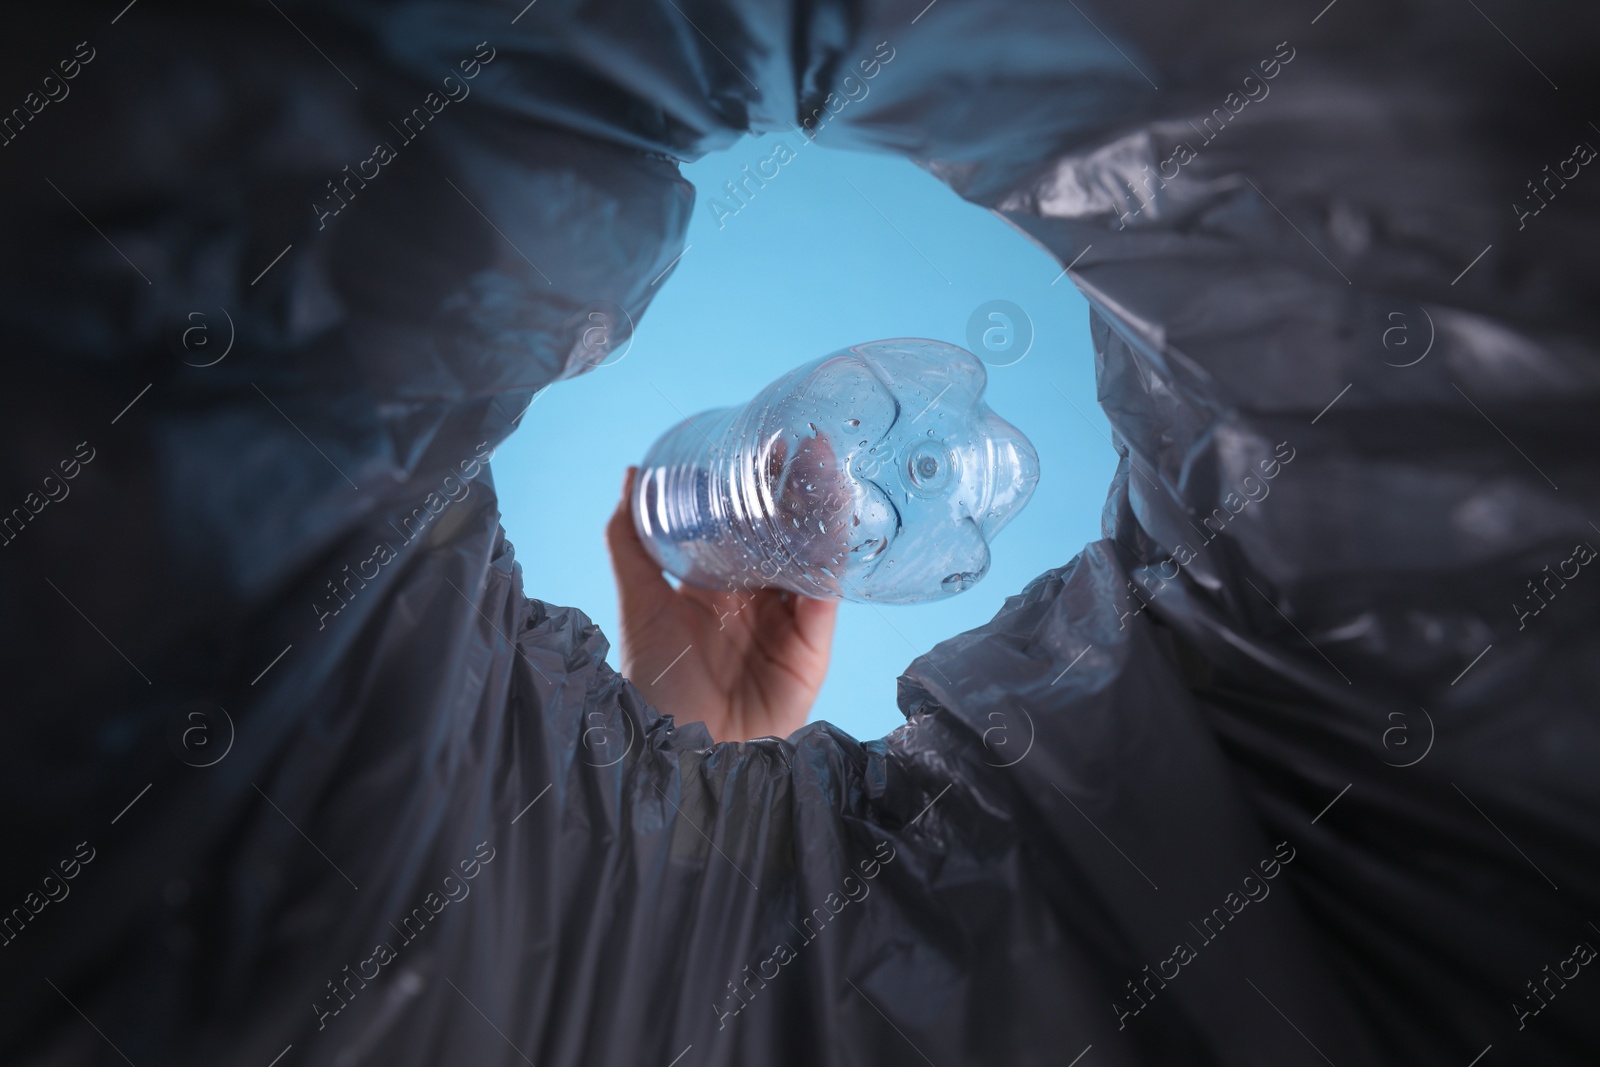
[{"left": 605, "top": 467, "right": 675, "bottom": 629}]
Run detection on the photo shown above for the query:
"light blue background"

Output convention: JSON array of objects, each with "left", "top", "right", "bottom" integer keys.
[{"left": 494, "top": 132, "right": 1116, "bottom": 741}]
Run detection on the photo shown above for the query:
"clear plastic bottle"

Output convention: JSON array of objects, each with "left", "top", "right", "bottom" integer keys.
[{"left": 631, "top": 339, "right": 1040, "bottom": 605}]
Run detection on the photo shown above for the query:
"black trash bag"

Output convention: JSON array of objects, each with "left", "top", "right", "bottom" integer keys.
[{"left": 2, "top": 1, "right": 1597, "bottom": 1065}]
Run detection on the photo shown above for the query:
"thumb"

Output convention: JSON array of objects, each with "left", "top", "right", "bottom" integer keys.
[{"left": 606, "top": 467, "right": 675, "bottom": 624}]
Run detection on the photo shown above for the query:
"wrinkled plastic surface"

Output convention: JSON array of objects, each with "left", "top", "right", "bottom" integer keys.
[
  {"left": 633, "top": 339, "right": 1039, "bottom": 603},
  {"left": 2, "top": 2, "right": 1598, "bottom": 1066}
]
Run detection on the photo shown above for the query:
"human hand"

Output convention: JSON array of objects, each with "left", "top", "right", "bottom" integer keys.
[{"left": 605, "top": 467, "right": 838, "bottom": 743}]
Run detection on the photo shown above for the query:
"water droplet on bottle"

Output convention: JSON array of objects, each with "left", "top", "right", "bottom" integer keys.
[
  {"left": 927, "top": 428, "right": 936, "bottom": 437},
  {"left": 941, "top": 571, "right": 980, "bottom": 592},
  {"left": 845, "top": 418, "right": 860, "bottom": 428}
]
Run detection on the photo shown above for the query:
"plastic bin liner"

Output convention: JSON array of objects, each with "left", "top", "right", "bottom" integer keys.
[{"left": 1, "top": 1, "right": 1596, "bottom": 1064}]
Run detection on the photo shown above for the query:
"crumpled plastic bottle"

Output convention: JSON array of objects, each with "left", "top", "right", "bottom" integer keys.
[{"left": 631, "top": 339, "right": 1040, "bottom": 604}]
